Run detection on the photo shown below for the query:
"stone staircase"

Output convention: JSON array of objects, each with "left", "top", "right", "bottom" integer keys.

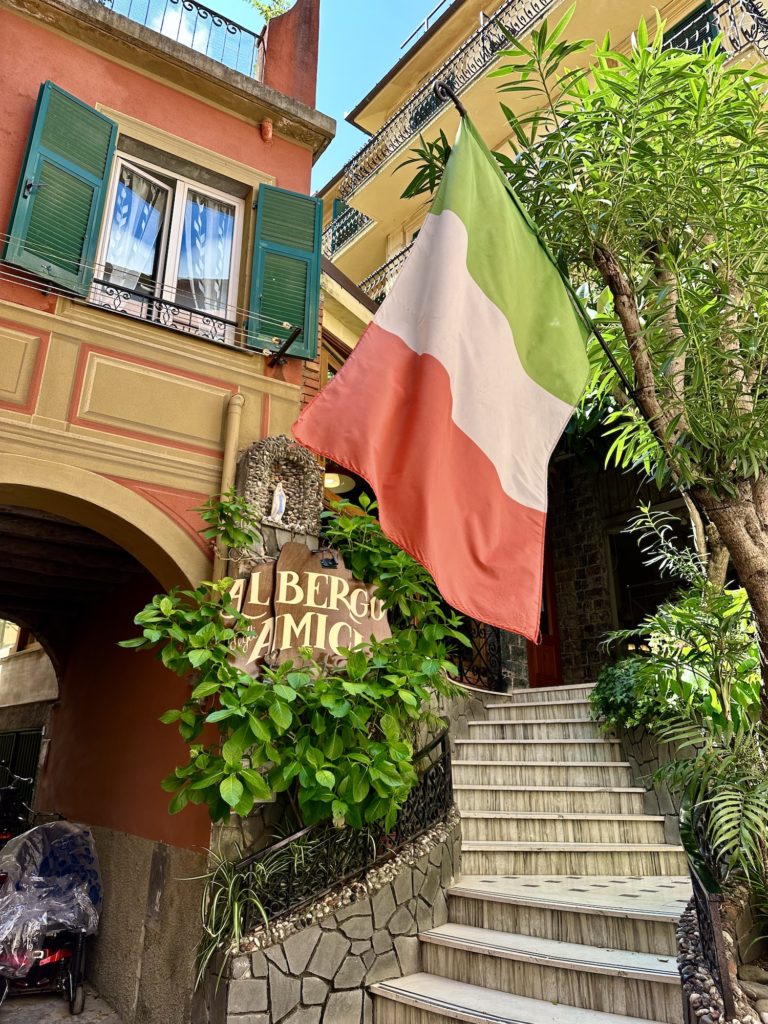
[{"left": 371, "top": 682, "right": 691, "bottom": 1024}]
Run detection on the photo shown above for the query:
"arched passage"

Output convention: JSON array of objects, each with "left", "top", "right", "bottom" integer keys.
[
  {"left": 0, "top": 454, "right": 209, "bottom": 592},
  {"left": 0, "top": 481, "right": 213, "bottom": 1022}
]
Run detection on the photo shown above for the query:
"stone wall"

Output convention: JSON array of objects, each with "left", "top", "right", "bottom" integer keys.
[
  {"left": 500, "top": 631, "right": 528, "bottom": 689},
  {"left": 216, "top": 814, "right": 461, "bottom": 1024},
  {"left": 549, "top": 456, "right": 614, "bottom": 689},
  {"left": 618, "top": 725, "right": 682, "bottom": 844}
]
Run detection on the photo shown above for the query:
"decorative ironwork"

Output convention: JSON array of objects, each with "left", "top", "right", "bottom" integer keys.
[
  {"left": 321, "top": 207, "right": 372, "bottom": 258},
  {"left": 666, "top": 0, "right": 768, "bottom": 53},
  {"left": 93, "top": 0, "right": 263, "bottom": 79},
  {"left": 337, "top": 0, "right": 563, "bottom": 200},
  {"left": 90, "top": 278, "right": 236, "bottom": 344},
  {"left": 455, "top": 619, "right": 505, "bottom": 692},
  {"left": 359, "top": 242, "right": 414, "bottom": 304},
  {"left": 687, "top": 859, "right": 737, "bottom": 1020},
  {"left": 337, "top": 0, "right": 768, "bottom": 202},
  {"left": 236, "top": 730, "right": 452, "bottom": 930}
]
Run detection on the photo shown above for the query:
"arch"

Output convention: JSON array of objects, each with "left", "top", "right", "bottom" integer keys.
[{"left": 0, "top": 454, "right": 209, "bottom": 590}]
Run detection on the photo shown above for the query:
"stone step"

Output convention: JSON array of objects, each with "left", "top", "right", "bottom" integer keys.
[
  {"left": 454, "top": 739, "right": 623, "bottom": 763},
  {"left": 459, "top": 811, "right": 667, "bottom": 845},
  {"left": 454, "top": 784, "right": 646, "bottom": 815},
  {"left": 448, "top": 876, "right": 690, "bottom": 955},
  {"left": 452, "top": 762, "right": 635, "bottom": 788},
  {"left": 487, "top": 683, "right": 595, "bottom": 705},
  {"left": 419, "top": 924, "right": 681, "bottom": 1024},
  {"left": 372, "top": 973, "right": 671, "bottom": 1024},
  {"left": 460, "top": 842, "right": 688, "bottom": 877},
  {"left": 467, "top": 720, "right": 607, "bottom": 741},
  {"left": 485, "top": 699, "right": 593, "bottom": 722}
]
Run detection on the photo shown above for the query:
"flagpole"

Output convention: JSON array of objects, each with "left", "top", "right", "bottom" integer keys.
[{"left": 433, "top": 81, "right": 636, "bottom": 401}]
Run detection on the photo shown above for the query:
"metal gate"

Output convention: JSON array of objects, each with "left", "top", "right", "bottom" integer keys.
[{"left": 0, "top": 730, "right": 42, "bottom": 810}]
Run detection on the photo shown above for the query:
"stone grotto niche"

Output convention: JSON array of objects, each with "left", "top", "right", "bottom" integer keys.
[{"left": 237, "top": 435, "right": 323, "bottom": 537}]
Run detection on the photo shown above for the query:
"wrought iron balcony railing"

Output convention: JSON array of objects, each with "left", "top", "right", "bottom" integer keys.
[
  {"left": 337, "top": 0, "right": 768, "bottom": 202},
  {"left": 90, "top": 278, "right": 238, "bottom": 344},
  {"left": 337, "top": 0, "right": 562, "bottom": 200},
  {"left": 359, "top": 242, "right": 414, "bottom": 304},
  {"left": 321, "top": 206, "right": 372, "bottom": 259},
  {"left": 94, "top": 0, "right": 263, "bottom": 79},
  {"left": 665, "top": 0, "right": 768, "bottom": 52}
]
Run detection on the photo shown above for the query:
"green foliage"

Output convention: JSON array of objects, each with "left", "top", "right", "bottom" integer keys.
[
  {"left": 121, "top": 497, "right": 464, "bottom": 833},
  {"left": 590, "top": 659, "right": 658, "bottom": 731},
  {"left": 195, "top": 846, "right": 270, "bottom": 988},
  {"left": 400, "top": 9, "right": 768, "bottom": 497},
  {"left": 322, "top": 496, "right": 471, "bottom": 642},
  {"left": 613, "top": 580, "right": 761, "bottom": 739},
  {"left": 591, "top": 508, "right": 764, "bottom": 887},
  {"left": 248, "top": 0, "right": 291, "bottom": 20},
  {"left": 195, "top": 488, "right": 261, "bottom": 555},
  {"left": 399, "top": 130, "right": 452, "bottom": 201}
]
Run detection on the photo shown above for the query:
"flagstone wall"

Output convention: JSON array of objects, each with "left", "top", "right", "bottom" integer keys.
[{"left": 210, "top": 813, "right": 461, "bottom": 1024}]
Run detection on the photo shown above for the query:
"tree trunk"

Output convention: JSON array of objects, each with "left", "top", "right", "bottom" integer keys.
[{"left": 695, "top": 481, "right": 768, "bottom": 719}]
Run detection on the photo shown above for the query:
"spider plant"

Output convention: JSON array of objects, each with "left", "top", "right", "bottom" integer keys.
[{"left": 195, "top": 846, "right": 272, "bottom": 989}]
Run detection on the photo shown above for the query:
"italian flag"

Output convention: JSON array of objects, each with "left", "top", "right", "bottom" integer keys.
[{"left": 294, "top": 119, "right": 589, "bottom": 640}]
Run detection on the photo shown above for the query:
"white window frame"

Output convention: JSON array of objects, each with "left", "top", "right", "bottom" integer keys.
[{"left": 93, "top": 153, "right": 244, "bottom": 343}]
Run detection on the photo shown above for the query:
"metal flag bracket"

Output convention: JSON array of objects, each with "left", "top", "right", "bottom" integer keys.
[{"left": 433, "top": 80, "right": 468, "bottom": 118}]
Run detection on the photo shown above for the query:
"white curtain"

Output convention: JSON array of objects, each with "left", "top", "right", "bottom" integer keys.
[
  {"left": 177, "top": 190, "right": 235, "bottom": 314},
  {"left": 104, "top": 164, "right": 167, "bottom": 291}
]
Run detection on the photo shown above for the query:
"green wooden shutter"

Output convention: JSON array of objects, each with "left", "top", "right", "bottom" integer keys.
[
  {"left": 4, "top": 82, "right": 118, "bottom": 296},
  {"left": 248, "top": 184, "right": 322, "bottom": 359}
]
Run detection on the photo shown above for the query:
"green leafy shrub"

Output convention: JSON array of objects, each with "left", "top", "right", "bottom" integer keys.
[
  {"left": 590, "top": 659, "right": 658, "bottom": 731},
  {"left": 121, "top": 497, "right": 465, "bottom": 833}
]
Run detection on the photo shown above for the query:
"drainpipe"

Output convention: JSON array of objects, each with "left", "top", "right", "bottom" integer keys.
[{"left": 213, "top": 392, "right": 245, "bottom": 580}]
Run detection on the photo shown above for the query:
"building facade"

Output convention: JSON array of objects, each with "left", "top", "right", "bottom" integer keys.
[
  {"left": 318, "top": 0, "right": 768, "bottom": 690},
  {"left": 0, "top": 0, "right": 373, "bottom": 1019}
]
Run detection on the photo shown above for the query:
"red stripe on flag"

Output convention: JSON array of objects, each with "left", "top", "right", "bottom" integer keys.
[{"left": 293, "top": 324, "right": 545, "bottom": 641}]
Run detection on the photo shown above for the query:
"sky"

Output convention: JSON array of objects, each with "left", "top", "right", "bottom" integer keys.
[{"left": 211, "top": 0, "right": 425, "bottom": 191}]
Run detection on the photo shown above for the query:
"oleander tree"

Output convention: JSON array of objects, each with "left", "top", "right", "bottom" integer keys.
[{"left": 402, "top": 11, "right": 768, "bottom": 707}]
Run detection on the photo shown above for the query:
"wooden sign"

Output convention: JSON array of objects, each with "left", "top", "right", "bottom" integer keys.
[{"left": 229, "top": 543, "right": 390, "bottom": 671}]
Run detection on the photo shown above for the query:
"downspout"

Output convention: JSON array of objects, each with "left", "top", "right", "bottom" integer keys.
[{"left": 213, "top": 392, "right": 245, "bottom": 580}]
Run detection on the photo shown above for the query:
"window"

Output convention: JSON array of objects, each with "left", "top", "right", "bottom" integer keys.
[
  {"left": 4, "top": 81, "right": 322, "bottom": 359},
  {"left": 91, "top": 156, "right": 243, "bottom": 343}
]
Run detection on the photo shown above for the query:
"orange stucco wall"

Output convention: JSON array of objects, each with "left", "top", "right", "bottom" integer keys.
[
  {"left": 0, "top": 10, "right": 313, "bottom": 263},
  {"left": 34, "top": 570, "right": 211, "bottom": 849}
]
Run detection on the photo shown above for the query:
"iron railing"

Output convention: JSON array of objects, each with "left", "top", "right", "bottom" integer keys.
[
  {"left": 455, "top": 620, "right": 505, "bottom": 691},
  {"left": 235, "top": 730, "right": 453, "bottom": 930},
  {"left": 321, "top": 207, "right": 372, "bottom": 259},
  {"left": 90, "top": 278, "right": 237, "bottom": 344},
  {"left": 93, "top": 0, "right": 263, "bottom": 79},
  {"left": 337, "top": 0, "right": 768, "bottom": 202},
  {"left": 686, "top": 860, "right": 737, "bottom": 1020},
  {"left": 337, "top": 0, "right": 562, "bottom": 200},
  {"left": 666, "top": 0, "right": 768, "bottom": 53},
  {"left": 359, "top": 242, "right": 414, "bottom": 304}
]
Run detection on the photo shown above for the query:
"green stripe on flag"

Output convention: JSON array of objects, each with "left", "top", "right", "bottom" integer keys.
[{"left": 430, "top": 118, "right": 589, "bottom": 407}]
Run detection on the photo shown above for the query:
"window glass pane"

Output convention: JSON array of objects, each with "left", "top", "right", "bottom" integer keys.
[
  {"left": 103, "top": 164, "right": 169, "bottom": 293},
  {"left": 176, "top": 190, "right": 236, "bottom": 314}
]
